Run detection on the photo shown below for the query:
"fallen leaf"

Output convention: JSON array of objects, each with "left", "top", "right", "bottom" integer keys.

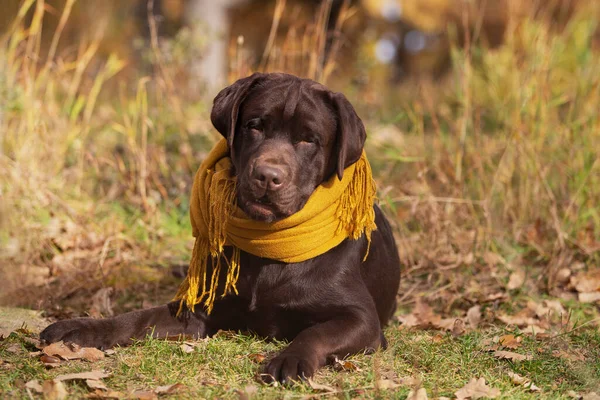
[
  {"left": 332, "top": 356, "right": 361, "bottom": 372},
  {"left": 498, "top": 334, "right": 522, "bottom": 349},
  {"left": 247, "top": 353, "right": 265, "bottom": 363},
  {"left": 43, "top": 379, "right": 68, "bottom": 400},
  {"left": 55, "top": 370, "right": 110, "bottom": 381},
  {"left": 375, "top": 379, "right": 401, "bottom": 390},
  {"left": 527, "top": 300, "right": 566, "bottom": 319},
  {"left": 455, "top": 377, "right": 501, "bottom": 399},
  {"left": 397, "top": 299, "right": 442, "bottom": 329},
  {"left": 5, "top": 343, "right": 22, "bottom": 354},
  {"left": 552, "top": 349, "right": 585, "bottom": 362},
  {"left": 507, "top": 269, "right": 526, "bottom": 290},
  {"left": 555, "top": 268, "right": 571, "bottom": 284},
  {"left": 506, "top": 371, "right": 540, "bottom": 392},
  {"left": 86, "top": 379, "right": 108, "bottom": 391},
  {"left": 131, "top": 390, "right": 157, "bottom": 400},
  {"left": 483, "top": 252, "right": 505, "bottom": 267},
  {"left": 493, "top": 351, "right": 532, "bottom": 361},
  {"left": 452, "top": 319, "right": 466, "bottom": 337},
  {"left": 407, "top": 387, "right": 428, "bottom": 400},
  {"left": 40, "top": 354, "right": 61, "bottom": 368},
  {"left": 519, "top": 325, "right": 547, "bottom": 335},
  {"left": 180, "top": 343, "right": 195, "bottom": 354},
  {"left": 467, "top": 306, "right": 481, "bottom": 329},
  {"left": 398, "top": 376, "right": 419, "bottom": 386},
  {"left": 578, "top": 292, "right": 600, "bottom": 303},
  {"left": 308, "top": 379, "right": 336, "bottom": 392},
  {"left": 432, "top": 333, "right": 445, "bottom": 343},
  {"left": 43, "top": 341, "right": 104, "bottom": 362},
  {"left": 236, "top": 384, "right": 258, "bottom": 400},
  {"left": 154, "top": 383, "right": 185, "bottom": 394},
  {"left": 87, "top": 389, "right": 124, "bottom": 398},
  {"left": 581, "top": 393, "right": 600, "bottom": 400},
  {"left": 570, "top": 270, "right": 600, "bottom": 293},
  {"left": 25, "top": 379, "right": 43, "bottom": 393},
  {"left": 436, "top": 318, "right": 458, "bottom": 331},
  {"left": 497, "top": 311, "right": 538, "bottom": 327}
]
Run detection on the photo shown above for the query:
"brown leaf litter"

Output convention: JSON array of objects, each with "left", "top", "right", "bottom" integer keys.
[
  {"left": 42, "top": 341, "right": 105, "bottom": 362},
  {"left": 455, "top": 377, "right": 501, "bottom": 399}
]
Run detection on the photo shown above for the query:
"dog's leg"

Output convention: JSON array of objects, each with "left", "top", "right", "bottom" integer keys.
[
  {"left": 40, "top": 302, "right": 207, "bottom": 350},
  {"left": 263, "top": 306, "right": 381, "bottom": 384}
]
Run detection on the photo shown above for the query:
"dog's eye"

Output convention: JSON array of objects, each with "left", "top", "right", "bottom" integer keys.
[
  {"left": 246, "top": 119, "right": 262, "bottom": 131},
  {"left": 298, "top": 137, "right": 318, "bottom": 146}
]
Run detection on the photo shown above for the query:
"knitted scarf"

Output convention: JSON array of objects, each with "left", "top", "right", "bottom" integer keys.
[{"left": 175, "top": 139, "right": 377, "bottom": 314}]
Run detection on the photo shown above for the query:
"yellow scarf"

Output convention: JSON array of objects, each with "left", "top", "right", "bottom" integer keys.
[{"left": 175, "top": 139, "right": 377, "bottom": 314}]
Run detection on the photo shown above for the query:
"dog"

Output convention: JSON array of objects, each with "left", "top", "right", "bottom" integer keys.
[{"left": 40, "top": 72, "right": 401, "bottom": 384}]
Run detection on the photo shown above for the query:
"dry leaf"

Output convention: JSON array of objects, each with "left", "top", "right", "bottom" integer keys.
[
  {"left": 332, "top": 357, "right": 361, "bottom": 372},
  {"left": 247, "top": 353, "right": 266, "bottom": 363},
  {"left": 569, "top": 391, "right": 600, "bottom": 400},
  {"left": 375, "top": 379, "right": 401, "bottom": 390},
  {"left": 55, "top": 370, "right": 110, "bottom": 381},
  {"left": 578, "top": 292, "right": 600, "bottom": 303},
  {"left": 5, "top": 343, "right": 22, "bottom": 354},
  {"left": 40, "top": 354, "right": 61, "bottom": 368},
  {"left": 527, "top": 300, "right": 566, "bottom": 319},
  {"left": 87, "top": 389, "right": 124, "bottom": 398},
  {"left": 467, "top": 306, "right": 481, "bottom": 329},
  {"left": 581, "top": 393, "right": 600, "bottom": 400},
  {"left": 483, "top": 252, "right": 505, "bottom": 266},
  {"left": 493, "top": 351, "right": 532, "bottom": 361},
  {"left": 571, "top": 270, "right": 600, "bottom": 293},
  {"left": 308, "top": 379, "right": 336, "bottom": 392},
  {"left": 552, "top": 349, "right": 585, "bottom": 362},
  {"left": 506, "top": 371, "right": 540, "bottom": 392},
  {"left": 452, "top": 319, "right": 466, "bottom": 336},
  {"left": 407, "top": 387, "right": 428, "bottom": 400},
  {"left": 237, "top": 384, "right": 258, "bottom": 400},
  {"left": 43, "top": 379, "right": 68, "bottom": 400},
  {"left": 507, "top": 269, "right": 526, "bottom": 290},
  {"left": 497, "top": 311, "right": 539, "bottom": 328},
  {"left": 397, "top": 299, "right": 442, "bottom": 329},
  {"left": 25, "top": 379, "right": 43, "bottom": 393},
  {"left": 154, "top": 383, "right": 185, "bottom": 394},
  {"left": 43, "top": 341, "right": 104, "bottom": 362},
  {"left": 180, "top": 343, "right": 195, "bottom": 354},
  {"left": 519, "top": 325, "right": 547, "bottom": 335},
  {"left": 432, "top": 333, "right": 445, "bottom": 343},
  {"left": 86, "top": 379, "right": 108, "bottom": 391},
  {"left": 131, "top": 390, "right": 157, "bottom": 400},
  {"left": 498, "top": 334, "right": 522, "bottom": 349},
  {"left": 455, "top": 377, "right": 501, "bottom": 399}
]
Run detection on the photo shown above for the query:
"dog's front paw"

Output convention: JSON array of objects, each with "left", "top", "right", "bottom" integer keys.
[
  {"left": 40, "top": 318, "right": 115, "bottom": 350},
  {"left": 262, "top": 352, "right": 318, "bottom": 385}
]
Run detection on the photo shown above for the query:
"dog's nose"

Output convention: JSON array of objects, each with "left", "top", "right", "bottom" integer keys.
[{"left": 253, "top": 165, "right": 285, "bottom": 191}]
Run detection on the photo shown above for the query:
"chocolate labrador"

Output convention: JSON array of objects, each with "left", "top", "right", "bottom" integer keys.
[{"left": 40, "top": 72, "right": 401, "bottom": 384}]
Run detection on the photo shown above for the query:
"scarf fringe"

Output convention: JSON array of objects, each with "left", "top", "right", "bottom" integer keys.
[{"left": 176, "top": 153, "right": 376, "bottom": 315}]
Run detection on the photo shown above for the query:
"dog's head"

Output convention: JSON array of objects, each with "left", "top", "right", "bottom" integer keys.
[{"left": 211, "top": 72, "right": 366, "bottom": 222}]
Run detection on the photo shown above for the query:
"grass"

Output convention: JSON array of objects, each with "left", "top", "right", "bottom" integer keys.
[
  {"left": 1, "top": 0, "right": 600, "bottom": 398},
  {"left": 1, "top": 325, "right": 599, "bottom": 399}
]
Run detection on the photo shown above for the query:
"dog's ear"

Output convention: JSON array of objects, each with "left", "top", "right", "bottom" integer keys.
[
  {"left": 331, "top": 92, "right": 366, "bottom": 180},
  {"left": 211, "top": 73, "right": 266, "bottom": 147}
]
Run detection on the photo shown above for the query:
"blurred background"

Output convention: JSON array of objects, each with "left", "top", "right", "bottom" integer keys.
[{"left": 1, "top": 0, "right": 599, "bottom": 321}]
